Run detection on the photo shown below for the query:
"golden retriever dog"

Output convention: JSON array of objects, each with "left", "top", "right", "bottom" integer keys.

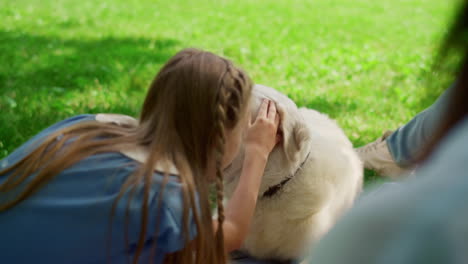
[{"left": 224, "top": 84, "right": 363, "bottom": 260}]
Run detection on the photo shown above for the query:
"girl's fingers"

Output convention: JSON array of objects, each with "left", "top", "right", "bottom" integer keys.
[
  {"left": 258, "top": 99, "right": 269, "bottom": 118},
  {"left": 274, "top": 112, "right": 281, "bottom": 143},
  {"left": 268, "top": 101, "right": 277, "bottom": 120}
]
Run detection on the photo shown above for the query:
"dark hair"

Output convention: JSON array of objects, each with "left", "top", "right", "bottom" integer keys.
[{"left": 420, "top": 0, "right": 468, "bottom": 160}]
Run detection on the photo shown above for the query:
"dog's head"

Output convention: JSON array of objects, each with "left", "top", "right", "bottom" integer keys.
[{"left": 224, "top": 84, "right": 311, "bottom": 197}]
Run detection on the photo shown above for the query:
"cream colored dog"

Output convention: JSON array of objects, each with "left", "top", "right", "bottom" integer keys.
[{"left": 224, "top": 84, "right": 363, "bottom": 260}]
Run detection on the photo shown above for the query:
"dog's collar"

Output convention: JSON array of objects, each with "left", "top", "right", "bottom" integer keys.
[{"left": 262, "top": 152, "right": 311, "bottom": 198}]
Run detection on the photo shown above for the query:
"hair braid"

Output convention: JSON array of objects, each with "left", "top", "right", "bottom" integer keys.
[{"left": 213, "top": 66, "right": 229, "bottom": 261}]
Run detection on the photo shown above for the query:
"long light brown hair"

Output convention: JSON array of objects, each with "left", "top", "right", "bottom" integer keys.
[{"left": 0, "top": 48, "right": 253, "bottom": 263}]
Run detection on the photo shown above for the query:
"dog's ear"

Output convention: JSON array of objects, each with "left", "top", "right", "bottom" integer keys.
[
  {"left": 277, "top": 104, "right": 309, "bottom": 163},
  {"left": 249, "top": 84, "right": 309, "bottom": 163}
]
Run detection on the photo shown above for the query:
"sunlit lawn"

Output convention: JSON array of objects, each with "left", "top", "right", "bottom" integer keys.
[{"left": 0, "top": 0, "right": 455, "bottom": 181}]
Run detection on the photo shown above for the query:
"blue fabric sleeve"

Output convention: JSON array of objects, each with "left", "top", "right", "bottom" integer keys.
[{"left": 118, "top": 174, "right": 197, "bottom": 256}]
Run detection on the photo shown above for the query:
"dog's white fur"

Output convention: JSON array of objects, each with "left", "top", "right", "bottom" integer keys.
[{"left": 224, "top": 85, "right": 363, "bottom": 260}]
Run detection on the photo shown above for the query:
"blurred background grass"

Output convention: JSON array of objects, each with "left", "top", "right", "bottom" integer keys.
[{"left": 0, "top": 0, "right": 457, "bottom": 181}]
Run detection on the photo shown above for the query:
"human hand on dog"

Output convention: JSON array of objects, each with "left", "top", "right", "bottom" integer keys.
[
  {"left": 245, "top": 99, "right": 281, "bottom": 160},
  {"left": 220, "top": 99, "right": 280, "bottom": 252}
]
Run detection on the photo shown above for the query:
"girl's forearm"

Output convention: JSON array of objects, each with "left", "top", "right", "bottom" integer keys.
[{"left": 218, "top": 147, "right": 268, "bottom": 252}]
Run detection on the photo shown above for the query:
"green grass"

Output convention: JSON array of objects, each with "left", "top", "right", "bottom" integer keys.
[{"left": 0, "top": 0, "right": 457, "bottom": 181}]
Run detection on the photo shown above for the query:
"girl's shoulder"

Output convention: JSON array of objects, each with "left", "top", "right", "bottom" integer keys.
[
  {"left": 1, "top": 114, "right": 139, "bottom": 169},
  {"left": 0, "top": 114, "right": 97, "bottom": 169}
]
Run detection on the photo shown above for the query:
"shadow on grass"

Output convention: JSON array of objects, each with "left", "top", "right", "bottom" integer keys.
[
  {"left": 0, "top": 30, "right": 180, "bottom": 157},
  {"left": 299, "top": 95, "right": 359, "bottom": 118},
  {"left": 0, "top": 30, "right": 179, "bottom": 93}
]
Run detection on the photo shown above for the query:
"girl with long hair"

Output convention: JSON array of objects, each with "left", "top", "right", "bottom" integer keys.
[{"left": 0, "top": 48, "right": 280, "bottom": 263}]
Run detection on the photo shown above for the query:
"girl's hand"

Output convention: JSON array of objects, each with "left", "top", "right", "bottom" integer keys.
[
  {"left": 219, "top": 99, "right": 281, "bottom": 252},
  {"left": 244, "top": 99, "right": 281, "bottom": 159}
]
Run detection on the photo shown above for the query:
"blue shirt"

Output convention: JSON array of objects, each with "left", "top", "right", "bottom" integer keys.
[{"left": 0, "top": 115, "right": 193, "bottom": 264}]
